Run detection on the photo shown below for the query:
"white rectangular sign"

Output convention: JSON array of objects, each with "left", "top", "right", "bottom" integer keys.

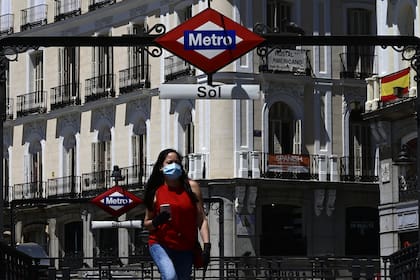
[
  {"left": 159, "top": 84, "right": 260, "bottom": 99},
  {"left": 267, "top": 49, "right": 306, "bottom": 72}
]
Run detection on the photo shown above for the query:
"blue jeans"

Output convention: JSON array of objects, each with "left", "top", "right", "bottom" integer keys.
[{"left": 149, "top": 243, "right": 193, "bottom": 280}]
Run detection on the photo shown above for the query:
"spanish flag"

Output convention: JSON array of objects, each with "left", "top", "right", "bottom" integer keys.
[{"left": 380, "top": 68, "right": 410, "bottom": 102}]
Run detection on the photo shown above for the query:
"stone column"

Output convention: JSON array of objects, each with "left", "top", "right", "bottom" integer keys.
[
  {"left": 82, "top": 209, "right": 93, "bottom": 267},
  {"left": 48, "top": 218, "right": 59, "bottom": 268},
  {"left": 118, "top": 214, "right": 128, "bottom": 264}
]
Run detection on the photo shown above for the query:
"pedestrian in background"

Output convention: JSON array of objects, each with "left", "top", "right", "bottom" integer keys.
[{"left": 143, "top": 148, "right": 211, "bottom": 280}]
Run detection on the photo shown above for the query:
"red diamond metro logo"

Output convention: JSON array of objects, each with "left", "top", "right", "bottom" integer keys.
[
  {"left": 91, "top": 186, "right": 143, "bottom": 217},
  {"left": 155, "top": 8, "right": 265, "bottom": 74}
]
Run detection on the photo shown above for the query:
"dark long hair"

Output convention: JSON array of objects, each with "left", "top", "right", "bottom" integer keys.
[{"left": 144, "top": 148, "right": 198, "bottom": 210}]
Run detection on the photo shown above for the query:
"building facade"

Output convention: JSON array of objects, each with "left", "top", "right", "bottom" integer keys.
[
  {"left": 0, "top": 0, "right": 380, "bottom": 264},
  {"left": 364, "top": 0, "right": 419, "bottom": 259}
]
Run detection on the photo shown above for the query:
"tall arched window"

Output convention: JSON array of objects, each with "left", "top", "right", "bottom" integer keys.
[{"left": 269, "top": 102, "right": 300, "bottom": 154}]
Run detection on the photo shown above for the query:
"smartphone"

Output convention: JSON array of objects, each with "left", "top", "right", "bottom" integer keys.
[{"left": 160, "top": 204, "right": 171, "bottom": 220}]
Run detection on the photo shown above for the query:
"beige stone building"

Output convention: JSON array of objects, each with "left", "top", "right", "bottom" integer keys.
[{"left": 0, "top": 0, "right": 380, "bottom": 264}]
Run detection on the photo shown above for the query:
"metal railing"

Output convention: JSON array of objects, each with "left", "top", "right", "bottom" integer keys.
[
  {"left": 50, "top": 83, "right": 81, "bottom": 110},
  {"left": 383, "top": 242, "right": 420, "bottom": 280},
  {"left": 47, "top": 175, "right": 81, "bottom": 197},
  {"left": 339, "top": 52, "right": 377, "bottom": 80},
  {"left": 16, "top": 90, "right": 47, "bottom": 117},
  {"left": 164, "top": 55, "right": 195, "bottom": 81},
  {"left": 119, "top": 64, "right": 150, "bottom": 93},
  {"left": 88, "top": 0, "right": 116, "bottom": 12},
  {"left": 13, "top": 181, "right": 46, "bottom": 200},
  {"left": 0, "top": 13, "right": 14, "bottom": 35},
  {"left": 85, "top": 74, "right": 115, "bottom": 102},
  {"left": 1, "top": 253, "right": 390, "bottom": 280},
  {"left": 54, "top": 0, "right": 81, "bottom": 22},
  {"left": 20, "top": 4, "right": 47, "bottom": 31},
  {"left": 260, "top": 153, "right": 379, "bottom": 183}
]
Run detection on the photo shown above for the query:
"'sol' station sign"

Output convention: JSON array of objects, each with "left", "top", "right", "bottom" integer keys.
[
  {"left": 155, "top": 8, "right": 265, "bottom": 74},
  {"left": 91, "top": 186, "right": 143, "bottom": 217}
]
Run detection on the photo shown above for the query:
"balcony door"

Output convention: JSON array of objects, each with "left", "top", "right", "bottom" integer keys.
[
  {"left": 346, "top": 8, "right": 373, "bottom": 77},
  {"left": 59, "top": 47, "right": 80, "bottom": 100},
  {"left": 269, "top": 102, "right": 300, "bottom": 155}
]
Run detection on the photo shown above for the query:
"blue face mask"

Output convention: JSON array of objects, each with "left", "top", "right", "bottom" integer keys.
[{"left": 162, "top": 162, "right": 183, "bottom": 180}]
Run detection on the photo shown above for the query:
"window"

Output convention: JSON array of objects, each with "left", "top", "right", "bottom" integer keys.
[
  {"left": 92, "top": 42, "right": 113, "bottom": 92},
  {"left": 28, "top": 142, "right": 42, "bottom": 183},
  {"left": 30, "top": 51, "right": 43, "bottom": 94},
  {"left": 261, "top": 204, "right": 306, "bottom": 255},
  {"left": 346, "top": 8, "right": 373, "bottom": 77},
  {"left": 64, "top": 221, "right": 82, "bottom": 256},
  {"left": 345, "top": 207, "right": 379, "bottom": 256},
  {"left": 129, "top": 24, "right": 148, "bottom": 81},
  {"left": 92, "top": 141, "right": 111, "bottom": 185},
  {"left": 349, "top": 106, "right": 372, "bottom": 179},
  {"left": 132, "top": 134, "right": 146, "bottom": 182},
  {"left": 267, "top": 0, "right": 292, "bottom": 32},
  {"left": 269, "top": 102, "right": 300, "bottom": 154},
  {"left": 58, "top": 47, "right": 80, "bottom": 98}
]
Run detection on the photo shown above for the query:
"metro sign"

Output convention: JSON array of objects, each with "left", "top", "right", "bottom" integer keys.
[
  {"left": 91, "top": 186, "right": 143, "bottom": 217},
  {"left": 155, "top": 8, "right": 265, "bottom": 74}
]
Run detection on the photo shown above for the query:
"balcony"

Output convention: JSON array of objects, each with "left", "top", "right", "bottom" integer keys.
[
  {"left": 119, "top": 65, "right": 150, "bottom": 94},
  {"left": 20, "top": 4, "right": 47, "bottom": 32},
  {"left": 88, "top": 0, "right": 116, "bottom": 12},
  {"left": 81, "top": 170, "right": 111, "bottom": 196},
  {"left": 50, "top": 83, "right": 81, "bottom": 110},
  {"left": 6, "top": 98, "right": 13, "bottom": 120},
  {"left": 13, "top": 181, "right": 46, "bottom": 200},
  {"left": 47, "top": 175, "right": 81, "bottom": 198},
  {"left": 398, "top": 175, "right": 417, "bottom": 202},
  {"left": 0, "top": 14, "right": 14, "bottom": 35},
  {"left": 85, "top": 74, "right": 115, "bottom": 102},
  {"left": 257, "top": 153, "right": 379, "bottom": 182},
  {"left": 16, "top": 91, "right": 47, "bottom": 117},
  {"left": 259, "top": 48, "right": 312, "bottom": 75},
  {"left": 118, "top": 164, "right": 151, "bottom": 190},
  {"left": 54, "top": 0, "right": 81, "bottom": 22},
  {"left": 339, "top": 52, "right": 377, "bottom": 80},
  {"left": 164, "top": 55, "right": 195, "bottom": 82}
]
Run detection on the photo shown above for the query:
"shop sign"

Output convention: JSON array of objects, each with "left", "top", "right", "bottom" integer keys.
[
  {"left": 268, "top": 154, "right": 310, "bottom": 173},
  {"left": 267, "top": 49, "right": 307, "bottom": 72}
]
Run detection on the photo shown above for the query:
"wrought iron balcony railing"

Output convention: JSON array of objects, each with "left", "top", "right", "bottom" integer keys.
[
  {"left": 20, "top": 4, "right": 47, "bottom": 32},
  {"left": 260, "top": 153, "right": 379, "bottom": 182},
  {"left": 383, "top": 242, "right": 419, "bottom": 280},
  {"left": 81, "top": 170, "right": 111, "bottom": 195},
  {"left": 164, "top": 55, "right": 195, "bottom": 81},
  {"left": 0, "top": 13, "right": 14, "bottom": 35},
  {"left": 50, "top": 83, "right": 81, "bottom": 110},
  {"left": 13, "top": 181, "right": 46, "bottom": 200},
  {"left": 6, "top": 98, "right": 13, "bottom": 120},
  {"left": 54, "top": 0, "right": 81, "bottom": 22},
  {"left": 339, "top": 52, "right": 377, "bottom": 80},
  {"left": 398, "top": 175, "right": 417, "bottom": 202},
  {"left": 16, "top": 91, "right": 47, "bottom": 117},
  {"left": 85, "top": 74, "right": 115, "bottom": 102},
  {"left": 47, "top": 175, "right": 81, "bottom": 198},
  {"left": 119, "top": 64, "right": 151, "bottom": 93},
  {"left": 88, "top": 0, "right": 116, "bottom": 12}
]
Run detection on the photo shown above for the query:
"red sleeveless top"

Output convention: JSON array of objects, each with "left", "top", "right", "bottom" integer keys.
[{"left": 148, "top": 184, "right": 197, "bottom": 251}]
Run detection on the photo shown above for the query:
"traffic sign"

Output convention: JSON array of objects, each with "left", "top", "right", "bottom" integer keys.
[
  {"left": 91, "top": 186, "right": 143, "bottom": 217},
  {"left": 155, "top": 8, "right": 265, "bottom": 74},
  {"left": 159, "top": 84, "right": 260, "bottom": 99}
]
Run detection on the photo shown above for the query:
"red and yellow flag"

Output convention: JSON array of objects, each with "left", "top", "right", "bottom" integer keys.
[{"left": 380, "top": 67, "right": 410, "bottom": 102}]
